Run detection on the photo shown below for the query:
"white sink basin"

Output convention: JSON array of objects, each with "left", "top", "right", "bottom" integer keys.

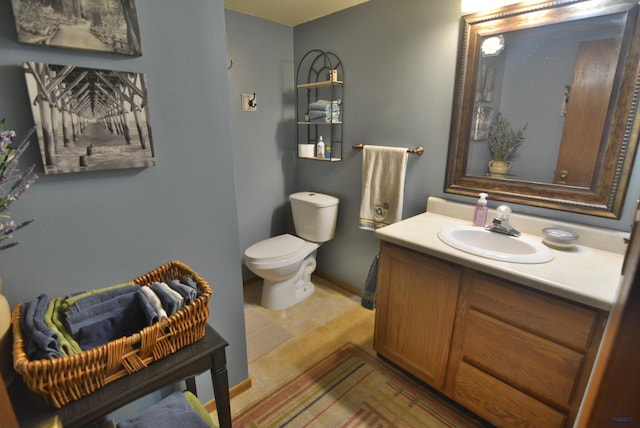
[{"left": 438, "top": 225, "right": 554, "bottom": 263}]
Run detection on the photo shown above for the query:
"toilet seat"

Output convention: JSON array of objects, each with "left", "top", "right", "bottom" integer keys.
[{"left": 244, "top": 234, "right": 318, "bottom": 269}]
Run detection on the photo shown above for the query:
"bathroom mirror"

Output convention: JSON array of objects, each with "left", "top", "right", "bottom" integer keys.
[{"left": 445, "top": 0, "right": 640, "bottom": 218}]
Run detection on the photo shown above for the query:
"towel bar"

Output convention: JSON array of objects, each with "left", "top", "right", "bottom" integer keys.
[{"left": 352, "top": 143, "right": 424, "bottom": 155}]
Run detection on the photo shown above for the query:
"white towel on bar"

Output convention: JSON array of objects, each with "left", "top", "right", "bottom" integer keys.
[{"left": 359, "top": 145, "right": 408, "bottom": 231}]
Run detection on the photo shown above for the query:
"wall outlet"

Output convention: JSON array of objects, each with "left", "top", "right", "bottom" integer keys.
[{"left": 241, "top": 93, "right": 257, "bottom": 112}]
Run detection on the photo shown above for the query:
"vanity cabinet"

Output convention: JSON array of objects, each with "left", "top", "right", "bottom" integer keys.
[
  {"left": 374, "top": 243, "right": 461, "bottom": 389},
  {"left": 373, "top": 242, "right": 608, "bottom": 427}
]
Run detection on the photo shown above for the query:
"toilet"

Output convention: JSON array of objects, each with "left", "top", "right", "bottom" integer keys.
[{"left": 244, "top": 192, "right": 339, "bottom": 310}]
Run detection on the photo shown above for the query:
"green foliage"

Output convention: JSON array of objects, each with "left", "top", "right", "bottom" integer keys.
[{"left": 488, "top": 112, "right": 527, "bottom": 162}]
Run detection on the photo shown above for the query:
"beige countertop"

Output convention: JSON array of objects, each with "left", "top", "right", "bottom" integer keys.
[{"left": 374, "top": 198, "right": 628, "bottom": 311}]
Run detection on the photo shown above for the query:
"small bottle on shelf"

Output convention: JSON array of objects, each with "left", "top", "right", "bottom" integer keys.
[{"left": 316, "top": 136, "right": 325, "bottom": 158}]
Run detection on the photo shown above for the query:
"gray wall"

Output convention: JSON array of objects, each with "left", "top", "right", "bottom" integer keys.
[
  {"left": 226, "top": 10, "right": 295, "bottom": 277},
  {"left": 0, "top": 0, "right": 247, "bottom": 411},
  {"left": 293, "top": 0, "right": 464, "bottom": 289},
  {"left": 291, "top": 0, "right": 640, "bottom": 290}
]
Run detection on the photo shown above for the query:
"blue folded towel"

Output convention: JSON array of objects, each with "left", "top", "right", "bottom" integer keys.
[
  {"left": 64, "top": 288, "right": 140, "bottom": 337},
  {"left": 64, "top": 281, "right": 135, "bottom": 302},
  {"left": 20, "top": 294, "right": 64, "bottom": 360},
  {"left": 137, "top": 287, "right": 162, "bottom": 325},
  {"left": 309, "top": 110, "right": 340, "bottom": 121},
  {"left": 180, "top": 276, "right": 200, "bottom": 293},
  {"left": 116, "top": 391, "right": 210, "bottom": 428},
  {"left": 167, "top": 279, "right": 198, "bottom": 304},
  {"left": 65, "top": 284, "right": 140, "bottom": 317},
  {"left": 309, "top": 99, "right": 341, "bottom": 111},
  {"left": 150, "top": 282, "right": 183, "bottom": 315},
  {"left": 310, "top": 116, "right": 340, "bottom": 124},
  {"left": 66, "top": 290, "right": 152, "bottom": 351}
]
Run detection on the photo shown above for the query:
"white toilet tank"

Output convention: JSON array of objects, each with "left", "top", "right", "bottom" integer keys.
[{"left": 290, "top": 192, "right": 339, "bottom": 243}]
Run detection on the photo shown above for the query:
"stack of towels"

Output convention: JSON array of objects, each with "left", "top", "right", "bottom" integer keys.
[
  {"left": 94, "top": 391, "right": 216, "bottom": 428},
  {"left": 19, "top": 277, "right": 201, "bottom": 360},
  {"left": 308, "top": 99, "right": 341, "bottom": 123},
  {"left": 115, "top": 391, "right": 215, "bottom": 428}
]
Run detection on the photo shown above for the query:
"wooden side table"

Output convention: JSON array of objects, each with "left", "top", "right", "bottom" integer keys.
[{"left": 8, "top": 324, "right": 231, "bottom": 428}]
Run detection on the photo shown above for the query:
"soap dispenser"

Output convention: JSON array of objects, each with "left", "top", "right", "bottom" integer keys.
[
  {"left": 316, "top": 136, "right": 325, "bottom": 158},
  {"left": 473, "top": 192, "right": 489, "bottom": 227}
]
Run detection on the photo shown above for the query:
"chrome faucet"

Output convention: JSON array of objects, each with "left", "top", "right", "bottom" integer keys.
[{"left": 486, "top": 204, "right": 521, "bottom": 237}]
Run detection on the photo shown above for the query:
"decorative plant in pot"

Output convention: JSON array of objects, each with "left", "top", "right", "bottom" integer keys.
[{"left": 487, "top": 112, "right": 527, "bottom": 178}]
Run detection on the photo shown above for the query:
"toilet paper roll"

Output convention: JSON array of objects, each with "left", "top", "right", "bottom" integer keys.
[{"left": 298, "top": 144, "right": 315, "bottom": 158}]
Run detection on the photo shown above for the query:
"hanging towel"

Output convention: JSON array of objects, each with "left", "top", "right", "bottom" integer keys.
[
  {"left": 359, "top": 145, "right": 408, "bottom": 230},
  {"left": 361, "top": 253, "right": 379, "bottom": 310}
]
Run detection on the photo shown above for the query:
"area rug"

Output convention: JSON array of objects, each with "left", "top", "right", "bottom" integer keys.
[
  {"left": 233, "top": 343, "right": 489, "bottom": 427},
  {"left": 244, "top": 304, "right": 293, "bottom": 362}
]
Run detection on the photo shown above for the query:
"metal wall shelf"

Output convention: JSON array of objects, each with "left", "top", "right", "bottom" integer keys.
[{"left": 296, "top": 49, "right": 343, "bottom": 162}]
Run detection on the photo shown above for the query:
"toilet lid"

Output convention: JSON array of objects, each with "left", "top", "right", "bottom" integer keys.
[{"left": 245, "top": 234, "right": 305, "bottom": 261}]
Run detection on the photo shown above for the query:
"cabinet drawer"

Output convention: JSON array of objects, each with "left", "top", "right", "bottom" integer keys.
[
  {"left": 453, "top": 361, "right": 567, "bottom": 428},
  {"left": 461, "top": 310, "right": 584, "bottom": 408},
  {"left": 467, "top": 272, "right": 599, "bottom": 352}
]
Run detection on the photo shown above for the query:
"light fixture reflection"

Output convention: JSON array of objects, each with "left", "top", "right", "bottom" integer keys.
[{"left": 481, "top": 35, "right": 504, "bottom": 56}]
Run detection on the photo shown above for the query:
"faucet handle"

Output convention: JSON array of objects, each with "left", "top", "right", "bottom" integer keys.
[{"left": 496, "top": 204, "right": 512, "bottom": 220}]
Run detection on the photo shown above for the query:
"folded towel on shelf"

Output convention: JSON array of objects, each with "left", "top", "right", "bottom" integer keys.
[
  {"left": 139, "top": 286, "right": 168, "bottom": 322},
  {"left": 116, "top": 391, "right": 211, "bottom": 428},
  {"left": 136, "top": 288, "right": 162, "bottom": 325},
  {"left": 63, "top": 281, "right": 135, "bottom": 312},
  {"left": 45, "top": 297, "right": 82, "bottom": 356},
  {"left": 309, "top": 111, "right": 340, "bottom": 124},
  {"left": 167, "top": 279, "right": 198, "bottom": 304},
  {"left": 20, "top": 294, "right": 64, "bottom": 360},
  {"left": 310, "top": 116, "right": 340, "bottom": 124},
  {"left": 309, "top": 99, "right": 341, "bottom": 111},
  {"left": 64, "top": 284, "right": 140, "bottom": 317},
  {"left": 65, "top": 290, "right": 151, "bottom": 351},
  {"left": 64, "top": 287, "right": 141, "bottom": 336},
  {"left": 159, "top": 281, "right": 185, "bottom": 307},
  {"left": 150, "top": 282, "right": 183, "bottom": 315},
  {"left": 182, "top": 391, "right": 217, "bottom": 428},
  {"left": 308, "top": 109, "right": 340, "bottom": 119},
  {"left": 180, "top": 276, "right": 199, "bottom": 291},
  {"left": 361, "top": 254, "right": 379, "bottom": 310},
  {"left": 359, "top": 145, "right": 408, "bottom": 230}
]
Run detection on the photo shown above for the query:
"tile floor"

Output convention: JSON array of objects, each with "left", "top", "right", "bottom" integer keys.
[
  {"left": 225, "top": 275, "right": 376, "bottom": 417},
  {"left": 215, "top": 275, "right": 488, "bottom": 427}
]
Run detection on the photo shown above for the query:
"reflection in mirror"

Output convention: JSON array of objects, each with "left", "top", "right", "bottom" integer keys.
[
  {"left": 445, "top": 0, "right": 640, "bottom": 218},
  {"left": 467, "top": 13, "right": 624, "bottom": 184}
]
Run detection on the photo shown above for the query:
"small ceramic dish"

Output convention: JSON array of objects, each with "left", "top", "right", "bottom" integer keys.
[{"left": 542, "top": 227, "right": 579, "bottom": 249}]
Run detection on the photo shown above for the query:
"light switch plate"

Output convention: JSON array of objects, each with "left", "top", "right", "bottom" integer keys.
[{"left": 242, "top": 93, "right": 257, "bottom": 112}]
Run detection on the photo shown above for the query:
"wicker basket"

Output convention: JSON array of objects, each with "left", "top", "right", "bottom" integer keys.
[{"left": 11, "top": 260, "right": 212, "bottom": 408}]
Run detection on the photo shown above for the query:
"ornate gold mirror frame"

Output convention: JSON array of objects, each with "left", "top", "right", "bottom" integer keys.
[{"left": 445, "top": 0, "right": 640, "bottom": 218}]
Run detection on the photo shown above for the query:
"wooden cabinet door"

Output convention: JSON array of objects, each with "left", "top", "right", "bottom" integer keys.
[{"left": 374, "top": 243, "right": 461, "bottom": 389}]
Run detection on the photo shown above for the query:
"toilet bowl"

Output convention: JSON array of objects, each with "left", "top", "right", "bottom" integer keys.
[
  {"left": 244, "top": 192, "right": 339, "bottom": 310},
  {"left": 245, "top": 234, "right": 319, "bottom": 310}
]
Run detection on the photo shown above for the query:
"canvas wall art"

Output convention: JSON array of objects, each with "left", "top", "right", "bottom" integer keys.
[
  {"left": 23, "top": 62, "right": 155, "bottom": 175},
  {"left": 11, "top": 0, "right": 142, "bottom": 56}
]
